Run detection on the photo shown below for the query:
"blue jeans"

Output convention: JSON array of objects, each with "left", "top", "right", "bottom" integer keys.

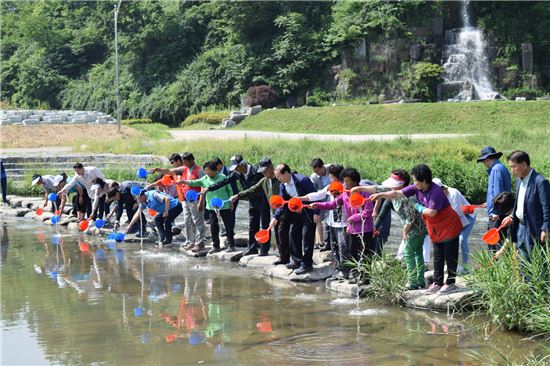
[{"left": 460, "top": 215, "right": 476, "bottom": 265}]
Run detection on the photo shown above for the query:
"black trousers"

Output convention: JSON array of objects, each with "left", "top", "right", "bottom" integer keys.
[
  {"left": 50, "top": 196, "right": 61, "bottom": 213},
  {"left": 93, "top": 195, "right": 107, "bottom": 219},
  {"left": 154, "top": 203, "right": 183, "bottom": 241},
  {"left": 322, "top": 222, "right": 334, "bottom": 249},
  {"left": 248, "top": 205, "right": 271, "bottom": 253},
  {"left": 347, "top": 232, "right": 375, "bottom": 263},
  {"left": 75, "top": 188, "right": 92, "bottom": 216},
  {"left": 277, "top": 212, "right": 292, "bottom": 263},
  {"left": 209, "top": 209, "right": 235, "bottom": 249},
  {"left": 433, "top": 236, "right": 459, "bottom": 286},
  {"left": 287, "top": 211, "right": 316, "bottom": 267}
]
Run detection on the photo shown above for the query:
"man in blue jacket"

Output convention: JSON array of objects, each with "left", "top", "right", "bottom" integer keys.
[
  {"left": 501, "top": 151, "right": 549, "bottom": 261},
  {"left": 272, "top": 163, "right": 320, "bottom": 274},
  {"left": 477, "top": 146, "right": 511, "bottom": 249}
]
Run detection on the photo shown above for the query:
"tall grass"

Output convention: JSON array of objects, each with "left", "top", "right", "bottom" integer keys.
[
  {"left": 353, "top": 253, "right": 407, "bottom": 305},
  {"left": 466, "top": 240, "right": 550, "bottom": 338}
]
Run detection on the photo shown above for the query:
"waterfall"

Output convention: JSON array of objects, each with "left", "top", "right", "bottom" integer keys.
[{"left": 440, "top": 1, "right": 499, "bottom": 101}]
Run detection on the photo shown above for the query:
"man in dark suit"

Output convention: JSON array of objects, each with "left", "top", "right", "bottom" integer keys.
[
  {"left": 272, "top": 163, "right": 320, "bottom": 274},
  {"left": 501, "top": 151, "right": 549, "bottom": 261}
]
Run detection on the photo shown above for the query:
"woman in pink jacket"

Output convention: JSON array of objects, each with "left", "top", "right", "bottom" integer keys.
[{"left": 310, "top": 168, "right": 375, "bottom": 279}]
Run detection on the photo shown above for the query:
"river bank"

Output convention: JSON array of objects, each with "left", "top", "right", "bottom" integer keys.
[{"left": 2, "top": 194, "right": 477, "bottom": 313}]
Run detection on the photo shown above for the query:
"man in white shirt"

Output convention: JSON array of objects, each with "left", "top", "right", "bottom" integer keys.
[
  {"left": 501, "top": 151, "right": 550, "bottom": 261},
  {"left": 32, "top": 173, "right": 66, "bottom": 212},
  {"left": 59, "top": 163, "right": 105, "bottom": 221}
]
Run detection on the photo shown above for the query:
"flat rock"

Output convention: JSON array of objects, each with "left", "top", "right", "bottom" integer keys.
[
  {"left": 313, "top": 249, "right": 332, "bottom": 265},
  {"left": 263, "top": 262, "right": 337, "bottom": 283},
  {"left": 4, "top": 208, "right": 30, "bottom": 217},
  {"left": 20, "top": 198, "right": 43, "bottom": 209},
  {"left": 207, "top": 250, "right": 244, "bottom": 262},
  {"left": 239, "top": 254, "right": 279, "bottom": 267},
  {"left": 9, "top": 197, "right": 23, "bottom": 208},
  {"left": 325, "top": 278, "right": 360, "bottom": 297},
  {"left": 401, "top": 285, "right": 477, "bottom": 311}
]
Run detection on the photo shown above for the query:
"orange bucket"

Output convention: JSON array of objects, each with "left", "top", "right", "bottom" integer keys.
[
  {"left": 79, "top": 242, "right": 90, "bottom": 252},
  {"left": 349, "top": 193, "right": 365, "bottom": 208},
  {"left": 54, "top": 209, "right": 61, "bottom": 216},
  {"left": 288, "top": 197, "right": 304, "bottom": 213},
  {"left": 482, "top": 229, "right": 500, "bottom": 245},
  {"left": 256, "top": 321, "right": 273, "bottom": 333},
  {"left": 328, "top": 181, "right": 345, "bottom": 193},
  {"left": 269, "top": 195, "right": 285, "bottom": 209},
  {"left": 254, "top": 229, "right": 270, "bottom": 244},
  {"left": 161, "top": 175, "right": 173, "bottom": 186},
  {"left": 461, "top": 205, "right": 475, "bottom": 215},
  {"left": 148, "top": 208, "right": 157, "bottom": 216},
  {"left": 79, "top": 220, "right": 89, "bottom": 231}
]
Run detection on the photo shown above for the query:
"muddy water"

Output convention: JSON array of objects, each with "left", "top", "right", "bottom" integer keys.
[{"left": 1, "top": 216, "right": 546, "bottom": 366}]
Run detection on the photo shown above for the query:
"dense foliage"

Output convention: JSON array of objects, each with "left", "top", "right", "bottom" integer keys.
[{"left": 1, "top": 1, "right": 549, "bottom": 124}]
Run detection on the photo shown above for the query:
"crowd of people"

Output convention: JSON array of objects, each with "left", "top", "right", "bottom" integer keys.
[{"left": 29, "top": 147, "right": 549, "bottom": 295}]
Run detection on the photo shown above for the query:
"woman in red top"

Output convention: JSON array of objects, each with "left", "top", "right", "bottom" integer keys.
[{"left": 370, "top": 164, "right": 463, "bottom": 295}]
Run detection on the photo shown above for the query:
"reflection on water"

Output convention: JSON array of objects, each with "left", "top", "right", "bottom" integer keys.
[{"left": 1, "top": 217, "right": 547, "bottom": 366}]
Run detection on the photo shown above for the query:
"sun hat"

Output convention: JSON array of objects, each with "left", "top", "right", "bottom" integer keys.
[
  {"left": 381, "top": 173, "right": 406, "bottom": 188},
  {"left": 477, "top": 146, "right": 503, "bottom": 163}
]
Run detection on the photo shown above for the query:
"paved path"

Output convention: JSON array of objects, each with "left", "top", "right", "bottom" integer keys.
[{"left": 170, "top": 130, "right": 473, "bottom": 142}]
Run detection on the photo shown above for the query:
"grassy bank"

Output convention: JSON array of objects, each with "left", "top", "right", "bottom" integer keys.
[
  {"left": 60, "top": 124, "right": 549, "bottom": 203},
  {"left": 235, "top": 101, "right": 550, "bottom": 134}
]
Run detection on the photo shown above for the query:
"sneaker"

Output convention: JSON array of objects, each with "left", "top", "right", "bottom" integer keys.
[
  {"left": 438, "top": 283, "right": 459, "bottom": 295},
  {"left": 208, "top": 247, "right": 222, "bottom": 254},
  {"left": 426, "top": 283, "right": 442, "bottom": 294},
  {"left": 294, "top": 266, "right": 313, "bottom": 275},
  {"left": 224, "top": 246, "right": 236, "bottom": 253},
  {"left": 243, "top": 248, "right": 258, "bottom": 256},
  {"left": 183, "top": 243, "right": 195, "bottom": 251},
  {"left": 135, "top": 231, "right": 149, "bottom": 238}
]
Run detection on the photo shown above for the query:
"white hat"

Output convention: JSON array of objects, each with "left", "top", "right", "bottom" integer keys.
[
  {"left": 90, "top": 184, "right": 100, "bottom": 191},
  {"left": 31, "top": 174, "right": 41, "bottom": 186},
  {"left": 381, "top": 173, "right": 406, "bottom": 188}
]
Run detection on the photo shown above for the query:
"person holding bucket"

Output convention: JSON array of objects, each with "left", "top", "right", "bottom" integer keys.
[
  {"left": 272, "top": 163, "right": 319, "bottom": 274},
  {"left": 497, "top": 151, "right": 550, "bottom": 262},
  {"left": 299, "top": 164, "right": 349, "bottom": 276},
  {"left": 151, "top": 153, "right": 207, "bottom": 252},
  {"left": 230, "top": 157, "right": 280, "bottom": 257},
  {"left": 310, "top": 168, "right": 374, "bottom": 282},
  {"left": 31, "top": 173, "right": 66, "bottom": 212},
  {"left": 477, "top": 146, "right": 511, "bottom": 252},
  {"left": 353, "top": 169, "right": 427, "bottom": 289},
  {"left": 128, "top": 189, "right": 183, "bottom": 246},
  {"left": 178, "top": 160, "right": 236, "bottom": 254},
  {"left": 205, "top": 154, "right": 269, "bottom": 257},
  {"left": 370, "top": 164, "right": 463, "bottom": 295}
]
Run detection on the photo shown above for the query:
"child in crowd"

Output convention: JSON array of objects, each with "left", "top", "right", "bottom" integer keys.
[{"left": 310, "top": 168, "right": 375, "bottom": 281}]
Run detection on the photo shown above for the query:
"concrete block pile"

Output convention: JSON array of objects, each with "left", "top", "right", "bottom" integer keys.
[{"left": 0, "top": 109, "right": 116, "bottom": 126}]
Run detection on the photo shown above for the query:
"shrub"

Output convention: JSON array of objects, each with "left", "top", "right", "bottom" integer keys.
[
  {"left": 503, "top": 86, "right": 545, "bottom": 100},
  {"left": 466, "top": 241, "right": 550, "bottom": 338},
  {"left": 122, "top": 118, "right": 154, "bottom": 125},
  {"left": 246, "top": 85, "right": 278, "bottom": 108},
  {"left": 181, "top": 112, "right": 228, "bottom": 127},
  {"left": 306, "top": 89, "right": 333, "bottom": 107},
  {"left": 401, "top": 62, "right": 444, "bottom": 101},
  {"left": 352, "top": 253, "right": 407, "bottom": 304}
]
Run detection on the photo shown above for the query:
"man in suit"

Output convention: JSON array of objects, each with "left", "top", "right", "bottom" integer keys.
[
  {"left": 272, "top": 163, "right": 320, "bottom": 274},
  {"left": 501, "top": 150, "right": 549, "bottom": 261},
  {"left": 207, "top": 154, "right": 269, "bottom": 256}
]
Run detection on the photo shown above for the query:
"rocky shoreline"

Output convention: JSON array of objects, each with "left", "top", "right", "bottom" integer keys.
[{"left": 1, "top": 194, "right": 477, "bottom": 312}]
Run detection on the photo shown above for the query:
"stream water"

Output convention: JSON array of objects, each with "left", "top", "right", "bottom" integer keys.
[{"left": 1, "top": 216, "right": 547, "bottom": 365}]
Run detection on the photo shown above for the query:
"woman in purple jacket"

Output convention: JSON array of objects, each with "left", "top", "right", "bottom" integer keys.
[{"left": 310, "top": 168, "right": 375, "bottom": 279}]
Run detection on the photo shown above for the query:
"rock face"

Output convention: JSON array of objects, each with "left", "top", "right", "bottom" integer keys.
[{"left": 522, "top": 43, "right": 533, "bottom": 72}]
